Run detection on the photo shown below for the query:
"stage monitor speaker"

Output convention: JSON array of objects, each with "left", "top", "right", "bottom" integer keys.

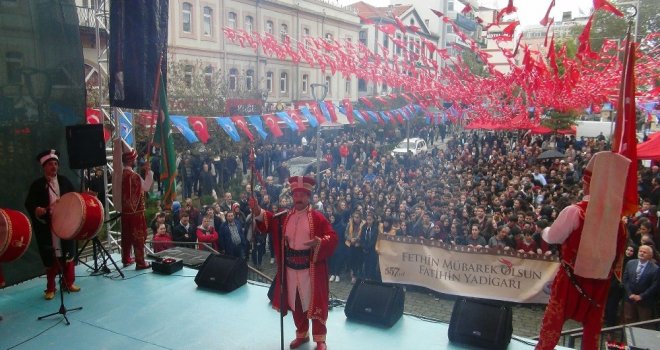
[
  {"left": 195, "top": 254, "right": 247, "bottom": 293},
  {"left": 448, "top": 298, "right": 512, "bottom": 350},
  {"left": 344, "top": 280, "right": 404, "bottom": 328},
  {"left": 65, "top": 124, "right": 106, "bottom": 169}
]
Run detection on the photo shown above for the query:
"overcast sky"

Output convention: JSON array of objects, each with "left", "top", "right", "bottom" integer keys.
[{"left": 337, "top": 0, "right": 597, "bottom": 27}]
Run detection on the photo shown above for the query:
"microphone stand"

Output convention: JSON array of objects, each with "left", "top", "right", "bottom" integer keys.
[{"left": 38, "top": 257, "right": 82, "bottom": 325}]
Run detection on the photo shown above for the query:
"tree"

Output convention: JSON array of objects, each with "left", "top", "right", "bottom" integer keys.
[
  {"left": 541, "top": 110, "right": 578, "bottom": 131},
  {"left": 460, "top": 51, "right": 489, "bottom": 77}
]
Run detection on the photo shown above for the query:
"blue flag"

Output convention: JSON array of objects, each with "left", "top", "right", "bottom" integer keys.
[
  {"left": 171, "top": 115, "right": 199, "bottom": 143},
  {"left": 366, "top": 111, "right": 379, "bottom": 123},
  {"left": 247, "top": 115, "right": 268, "bottom": 140},
  {"left": 120, "top": 111, "right": 134, "bottom": 146},
  {"left": 379, "top": 111, "right": 390, "bottom": 124},
  {"left": 299, "top": 107, "right": 319, "bottom": 128},
  {"left": 318, "top": 102, "right": 332, "bottom": 122},
  {"left": 216, "top": 117, "right": 240, "bottom": 142},
  {"left": 275, "top": 111, "right": 298, "bottom": 131}
]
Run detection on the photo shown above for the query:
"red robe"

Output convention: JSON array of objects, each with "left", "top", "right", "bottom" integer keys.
[
  {"left": 256, "top": 206, "right": 338, "bottom": 323},
  {"left": 536, "top": 201, "right": 627, "bottom": 350},
  {"left": 121, "top": 168, "right": 148, "bottom": 265}
]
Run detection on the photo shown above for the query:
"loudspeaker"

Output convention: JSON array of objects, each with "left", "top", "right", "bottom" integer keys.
[
  {"left": 448, "top": 298, "right": 512, "bottom": 350},
  {"left": 344, "top": 280, "right": 404, "bottom": 327},
  {"left": 65, "top": 124, "right": 106, "bottom": 169},
  {"left": 194, "top": 254, "right": 247, "bottom": 292}
]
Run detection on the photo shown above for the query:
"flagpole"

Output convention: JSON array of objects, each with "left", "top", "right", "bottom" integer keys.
[
  {"left": 609, "top": 13, "right": 635, "bottom": 145},
  {"left": 148, "top": 51, "right": 166, "bottom": 151}
]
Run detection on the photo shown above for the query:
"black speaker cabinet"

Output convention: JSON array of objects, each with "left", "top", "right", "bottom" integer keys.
[
  {"left": 65, "top": 124, "right": 106, "bottom": 169},
  {"left": 195, "top": 254, "right": 247, "bottom": 293},
  {"left": 344, "top": 280, "right": 405, "bottom": 328},
  {"left": 448, "top": 298, "right": 513, "bottom": 350}
]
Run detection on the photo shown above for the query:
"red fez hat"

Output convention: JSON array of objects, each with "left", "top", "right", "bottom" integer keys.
[
  {"left": 122, "top": 148, "right": 138, "bottom": 164},
  {"left": 288, "top": 176, "right": 315, "bottom": 195}
]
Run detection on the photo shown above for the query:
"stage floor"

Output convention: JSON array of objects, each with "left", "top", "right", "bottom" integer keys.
[{"left": 0, "top": 261, "right": 566, "bottom": 350}]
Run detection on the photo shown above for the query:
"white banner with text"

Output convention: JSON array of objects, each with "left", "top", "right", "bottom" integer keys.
[{"left": 377, "top": 235, "right": 560, "bottom": 304}]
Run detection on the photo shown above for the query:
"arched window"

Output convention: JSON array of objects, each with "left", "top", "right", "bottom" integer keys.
[
  {"left": 229, "top": 68, "right": 238, "bottom": 91},
  {"left": 280, "top": 72, "right": 288, "bottom": 94},
  {"left": 228, "top": 12, "right": 237, "bottom": 30},
  {"left": 325, "top": 76, "right": 332, "bottom": 95},
  {"left": 266, "top": 71, "right": 273, "bottom": 92},
  {"left": 303, "top": 27, "right": 310, "bottom": 49},
  {"left": 204, "top": 66, "right": 213, "bottom": 89},
  {"left": 280, "top": 23, "right": 288, "bottom": 43},
  {"left": 6, "top": 51, "right": 23, "bottom": 84},
  {"left": 203, "top": 7, "right": 213, "bottom": 36},
  {"left": 182, "top": 2, "right": 192, "bottom": 33},
  {"left": 246, "top": 69, "right": 254, "bottom": 90},
  {"left": 245, "top": 16, "right": 254, "bottom": 33},
  {"left": 184, "top": 65, "right": 194, "bottom": 87},
  {"left": 301, "top": 74, "right": 309, "bottom": 94}
]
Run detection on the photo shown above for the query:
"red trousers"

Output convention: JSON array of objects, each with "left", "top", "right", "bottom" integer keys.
[
  {"left": 45, "top": 259, "right": 76, "bottom": 293},
  {"left": 292, "top": 292, "right": 327, "bottom": 343},
  {"left": 121, "top": 231, "right": 147, "bottom": 266}
]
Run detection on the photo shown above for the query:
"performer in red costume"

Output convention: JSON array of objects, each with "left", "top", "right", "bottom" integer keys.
[
  {"left": 120, "top": 147, "right": 153, "bottom": 270},
  {"left": 536, "top": 152, "right": 630, "bottom": 350},
  {"left": 250, "top": 176, "right": 337, "bottom": 350}
]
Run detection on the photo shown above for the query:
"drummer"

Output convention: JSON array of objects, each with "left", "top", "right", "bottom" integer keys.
[{"left": 25, "top": 149, "right": 81, "bottom": 300}]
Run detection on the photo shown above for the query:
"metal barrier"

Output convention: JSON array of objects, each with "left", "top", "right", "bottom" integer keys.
[{"left": 533, "top": 318, "right": 660, "bottom": 349}]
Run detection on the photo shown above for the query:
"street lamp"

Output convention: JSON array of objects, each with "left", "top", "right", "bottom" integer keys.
[{"left": 311, "top": 83, "right": 328, "bottom": 192}]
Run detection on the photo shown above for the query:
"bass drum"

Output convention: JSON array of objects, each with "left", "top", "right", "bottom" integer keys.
[
  {"left": 0, "top": 208, "right": 33, "bottom": 262},
  {"left": 51, "top": 192, "right": 104, "bottom": 241}
]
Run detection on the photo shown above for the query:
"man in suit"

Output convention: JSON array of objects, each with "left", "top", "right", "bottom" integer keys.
[
  {"left": 219, "top": 211, "right": 246, "bottom": 259},
  {"left": 622, "top": 244, "right": 659, "bottom": 324},
  {"left": 172, "top": 211, "right": 196, "bottom": 247},
  {"left": 25, "top": 149, "right": 81, "bottom": 300}
]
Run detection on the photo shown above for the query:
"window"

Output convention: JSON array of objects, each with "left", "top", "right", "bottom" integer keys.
[
  {"left": 303, "top": 28, "right": 310, "bottom": 49},
  {"left": 345, "top": 79, "right": 351, "bottom": 95},
  {"left": 266, "top": 71, "right": 273, "bottom": 92},
  {"left": 302, "top": 74, "right": 309, "bottom": 94},
  {"left": 184, "top": 65, "right": 193, "bottom": 88},
  {"left": 228, "top": 12, "right": 237, "bottom": 30},
  {"left": 266, "top": 20, "right": 274, "bottom": 35},
  {"left": 229, "top": 68, "right": 238, "bottom": 91},
  {"left": 280, "top": 72, "right": 288, "bottom": 93},
  {"left": 245, "top": 16, "right": 254, "bottom": 33},
  {"left": 280, "top": 23, "right": 288, "bottom": 43},
  {"left": 203, "top": 7, "right": 212, "bottom": 36},
  {"left": 182, "top": 2, "right": 192, "bottom": 33},
  {"left": 410, "top": 19, "right": 414, "bottom": 26},
  {"left": 246, "top": 69, "right": 254, "bottom": 90},
  {"left": 359, "top": 30, "right": 367, "bottom": 45},
  {"left": 396, "top": 34, "right": 402, "bottom": 54},
  {"left": 204, "top": 65, "right": 213, "bottom": 89},
  {"left": 448, "top": 1, "right": 454, "bottom": 12},
  {"left": 383, "top": 35, "right": 389, "bottom": 49},
  {"left": 447, "top": 24, "right": 453, "bottom": 33},
  {"left": 358, "top": 79, "right": 367, "bottom": 92},
  {"left": 6, "top": 51, "right": 23, "bottom": 84},
  {"left": 325, "top": 32, "right": 333, "bottom": 41},
  {"left": 325, "top": 76, "right": 332, "bottom": 95}
]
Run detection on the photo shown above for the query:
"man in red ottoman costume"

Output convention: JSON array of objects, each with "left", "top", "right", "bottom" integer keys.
[
  {"left": 536, "top": 152, "right": 629, "bottom": 350},
  {"left": 250, "top": 176, "right": 337, "bottom": 350},
  {"left": 121, "top": 147, "right": 153, "bottom": 270}
]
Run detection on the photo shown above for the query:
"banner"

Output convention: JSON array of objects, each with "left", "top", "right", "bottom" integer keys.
[{"left": 377, "top": 235, "right": 559, "bottom": 304}]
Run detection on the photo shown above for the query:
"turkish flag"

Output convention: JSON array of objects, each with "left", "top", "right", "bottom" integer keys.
[
  {"left": 325, "top": 101, "right": 338, "bottom": 123},
  {"left": 86, "top": 108, "right": 111, "bottom": 142},
  {"left": 341, "top": 98, "right": 354, "bottom": 125},
  {"left": 594, "top": 0, "right": 623, "bottom": 17},
  {"left": 540, "top": 0, "right": 555, "bottom": 26},
  {"left": 461, "top": 4, "right": 472, "bottom": 14},
  {"left": 188, "top": 116, "right": 210, "bottom": 144},
  {"left": 263, "top": 114, "right": 284, "bottom": 138},
  {"left": 289, "top": 109, "right": 307, "bottom": 132},
  {"left": 310, "top": 103, "right": 327, "bottom": 124},
  {"left": 231, "top": 115, "right": 254, "bottom": 142},
  {"left": 612, "top": 40, "right": 638, "bottom": 216}
]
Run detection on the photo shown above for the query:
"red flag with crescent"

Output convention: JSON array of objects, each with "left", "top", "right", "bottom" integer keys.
[
  {"left": 231, "top": 115, "right": 254, "bottom": 142},
  {"left": 341, "top": 98, "right": 354, "bottom": 125},
  {"left": 289, "top": 109, "right": 307, "bottom": 132},
  {"left": 325, "top": 101, "right": 338, "bottom": 123},
  {"left": 263, "top": 114, "right": 284, "bottom": 138},
  {"left": 86, "top": 108, "right": 111, "bottom": 142},
  {"left": 188, "top": 116, "right": 210, "bottom": 144},
  {"left": 310, "top": 103, "right": 328, "bottom": 124}
]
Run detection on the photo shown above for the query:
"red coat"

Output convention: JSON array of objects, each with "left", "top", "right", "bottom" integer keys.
[
  {"left": 153, "top": 233, "right": 174, "bottom": 253},
  {"left": 256, "top": 207, "right": 338, "bottom": 323},
  {"left": 122, "top": 168, "right": 147, "bottom": 239}
]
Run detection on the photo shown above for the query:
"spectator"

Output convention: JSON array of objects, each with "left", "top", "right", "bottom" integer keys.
[
  {"left": 196, "top": 216, "right": 219, "bottom": 251},
  {"left": 219, "top": 211, "right": 247, "bottom": 259},
  {"left": 152, "top": 223, "right": 173, "bottom": 253}
]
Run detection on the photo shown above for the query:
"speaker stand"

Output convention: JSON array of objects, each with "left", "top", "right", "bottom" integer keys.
[
  {"left": 38, "top": 260, "right": 82, "bottom": 325},
  {"left": 75, "top": 237, "right": 124, "bottom": 279}
]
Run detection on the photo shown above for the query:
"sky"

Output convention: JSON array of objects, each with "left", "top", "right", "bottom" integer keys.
[{"left": 337, "top": 0, "right": 596, "bottom": 27}]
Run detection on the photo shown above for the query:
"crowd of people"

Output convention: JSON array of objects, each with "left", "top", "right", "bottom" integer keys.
[{"left": 146, "top": 121, "right": 660, "bottom": 328}]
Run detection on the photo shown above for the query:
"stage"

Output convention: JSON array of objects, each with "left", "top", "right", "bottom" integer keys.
[{"left": 0, "top": 261, "right": 566, "bottom": 349}]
